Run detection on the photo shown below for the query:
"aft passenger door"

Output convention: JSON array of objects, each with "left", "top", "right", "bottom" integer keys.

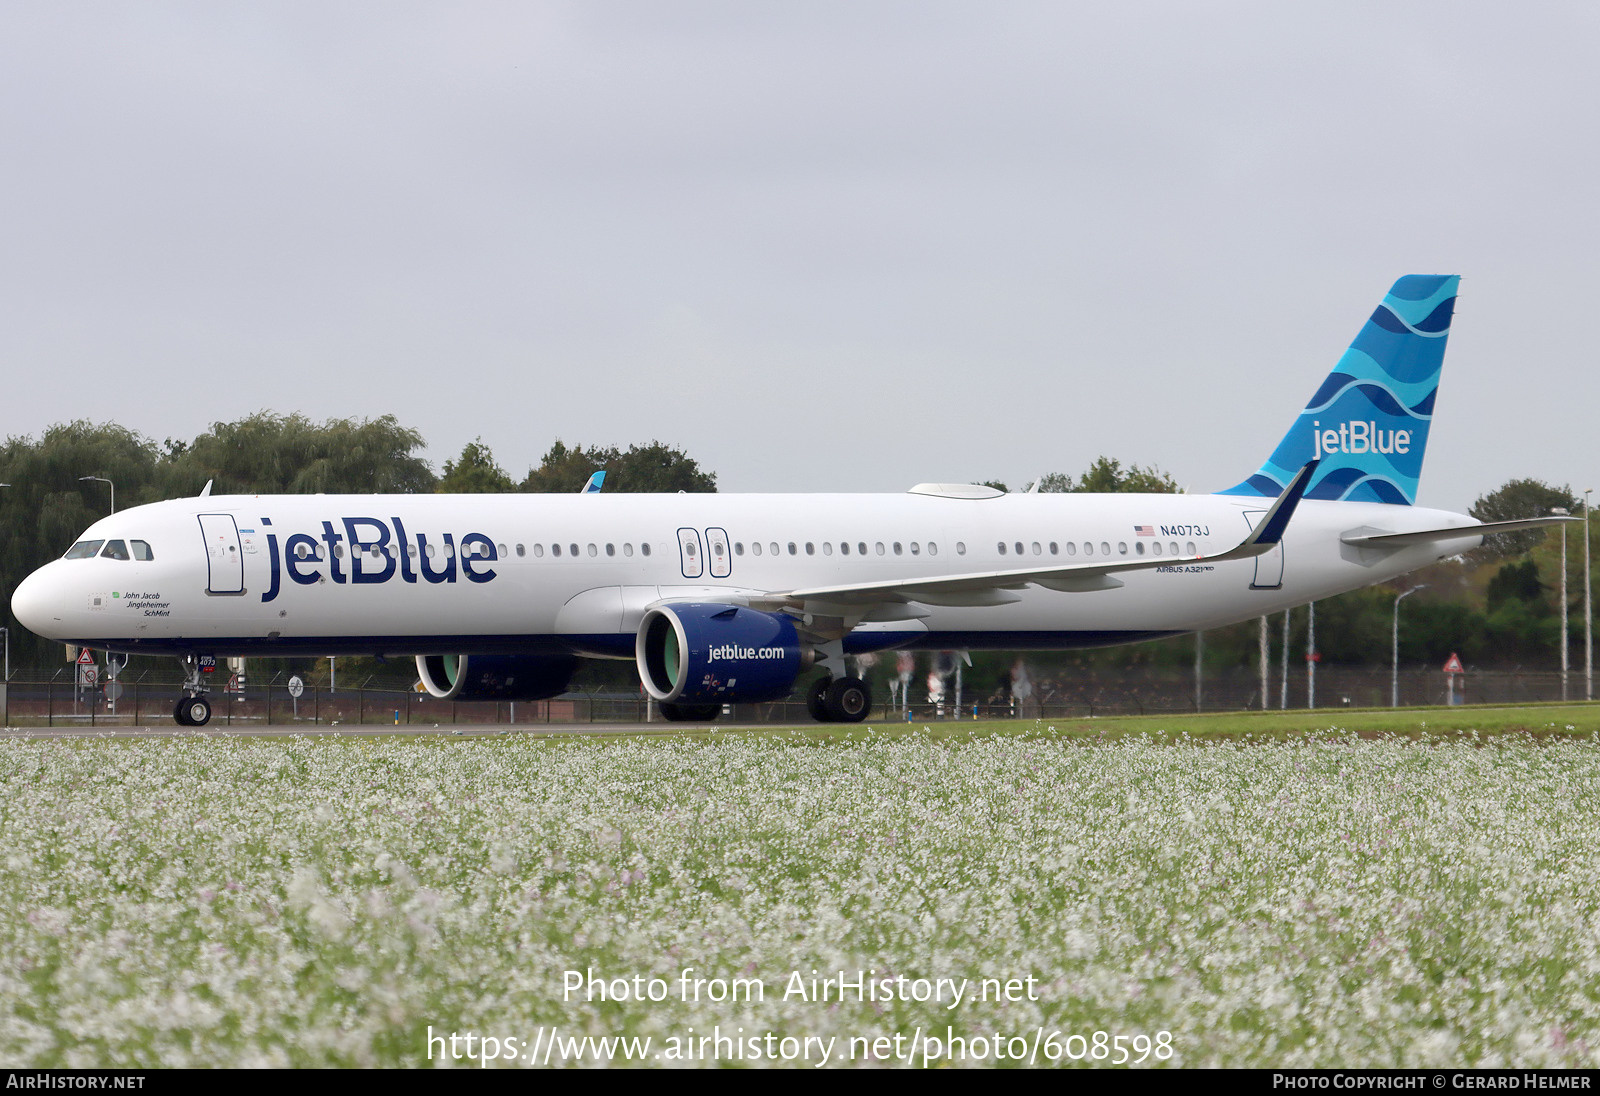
[
  {"left": 1242, "top": 510, "right": 1284, "bottom": 589},
  {"left": 198, "top": 514, "right": 246, "bottom": 595}
]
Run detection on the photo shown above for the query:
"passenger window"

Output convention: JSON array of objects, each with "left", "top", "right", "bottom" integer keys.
[
  {"left": 752, "top": 542, "right": 762, "bottom": 556},
  {"left": 65, "top": 540, "right": 104, "bottom": 560},
  {"left": 956, "top": 542, "right": 966, "bottom": 555},
  {"left": 875, "top": 542, "right": 885, "bottom": 556},
  {"left": 1118, "top": 542, "right": 1128, "bottom": 555},
  {"left": 910, "top": 542, "right": 920, "bottom": 555},
  {"left": 641, "top": 543, "right": 651, "bottom": 557},
  {"left": 552, "top": 544, "right": 562, "bottom": 557},
  {"left": 839, "top": 542, "right": 849, "bottom": 555},
  {"left": 734, "top": 542, "right": 744, "bottom": 556},
  {"left": 822, "top": 542, "right": 832, "bottom": 556},
  {"left": 1100, "top": 542, "right": 1110, "bottom": 555},
  {"left": 1137, "top": 542, "right": 1146, "bottom": 556},
  {"left": 606, "top": 543, "right": 615, "bottom": 557},
  {"left": 858, "top": 542, "right": 867, "bottom": 556},
  {"left": 928, "top": 542, "right": 938, "bottom": 556},
  {"left": 1084, "top": 543, "right": 1094, "bottom": 556},
  {"left": 1171, "top": 542, "right": 1181, "bottom": 556},
  {"left": 534, "top": 544, "right": 545, "bottom": 558},
  {"left": 1186, "top": 541, "right": 1196, "bottom": 555},
  {"left": 1066, "top": 543, "right": 1077, "bottom": 556},
  {"left": 101, "top": 540, "right": 130, "bottom": 561},
  {"left": 997, "top": 542, "right": 1007, "bottom": 555},
  {"left": 569, "top": 543, "right": 579, "bottom": 557},
  {"left": 788, "top": 542, "right": 797, "bottom": 555},
  {"left": 1048, "top": 542, "right": 1057, "bottom": 555},
  {"left": 806, "top": 542, "right": 815, "bottom": 555},
  {"left": 624, "top": 544, "right": 633, "bottom": 557},
  {"left": 586, "top": 544, "right": 596, "bottom": 557},
  {"left": 893, "top": 542, "right": 903, "bottom": 555},
  {"left": 1014, "top": 542, "right": 1024, "bottom": 556}
]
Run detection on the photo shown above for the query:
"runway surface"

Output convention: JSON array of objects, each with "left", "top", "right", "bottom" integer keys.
[{"left": 0, "top": 721, "right": 728, "bottom": 740}]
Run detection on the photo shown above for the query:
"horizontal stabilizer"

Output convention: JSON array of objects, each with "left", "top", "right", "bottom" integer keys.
[{"left": 1341, "top": 515, "right": 1579, "bottom": 550}]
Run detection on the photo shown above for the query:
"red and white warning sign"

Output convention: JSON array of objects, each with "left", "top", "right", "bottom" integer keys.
[
  {"left": 1443, "top": 653, "right": 1465, "bottom": 674},
  {"left": 76, "top": 648, "right": 95, "bottom": 666}
]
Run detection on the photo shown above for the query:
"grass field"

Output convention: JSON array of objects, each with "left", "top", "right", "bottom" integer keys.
[{"left": 4, "top": 706, "right": 1599, "bottom": 1067}]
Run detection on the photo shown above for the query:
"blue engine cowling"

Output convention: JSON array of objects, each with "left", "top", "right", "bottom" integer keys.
[
  {"left": 636, "top": 603, "right": 802, "bottom": 704},
  {"left": 415, "top": 654, "right": 577, "bottom": 701}
]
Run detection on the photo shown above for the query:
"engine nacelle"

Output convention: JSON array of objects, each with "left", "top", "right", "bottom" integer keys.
[
  {"left": 415, "top": 654, "right": 577, "bottom": 701},
  {"left": 636, "top": 603, "right": 802, "bottom": 704}
]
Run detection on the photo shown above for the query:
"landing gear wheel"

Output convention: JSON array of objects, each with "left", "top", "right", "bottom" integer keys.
[
  {"left": 173, "top": 697, "right": 193, "bottom": 726},
  {"left": 824, "top": 677, "right": 870, "bottom": 723},
  {"left": 177, "top": 696, "right": 212, "bottom": 727},
  {"left": 806, "top": 677, "right": 832, "bottom": 722},
  {"left": 659, "top": 700, "right": 721, "bottom": 723}
]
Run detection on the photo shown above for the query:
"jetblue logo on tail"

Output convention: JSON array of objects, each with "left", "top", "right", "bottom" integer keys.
[
  {"left": 1310, "top": 420, "right": 1411, "bottom": 458},
  {"left": 1220, "top": 274, "right": 1458, "bottom": 506}
]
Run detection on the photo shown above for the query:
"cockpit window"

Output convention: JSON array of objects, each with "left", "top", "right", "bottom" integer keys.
[
  {"left": 101, "top": 540, "right": 131, "bottom": 561},
  {"left": 64, "top": 540, "right": 105, "bottom": 560},
  {"left": 131, "top": 540, "right": 154, "bottom": 561}
]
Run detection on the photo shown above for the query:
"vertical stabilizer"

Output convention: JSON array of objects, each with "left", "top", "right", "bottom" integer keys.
[{"left": 1219, "top": 274, "right": 1458, "bottom": 504}]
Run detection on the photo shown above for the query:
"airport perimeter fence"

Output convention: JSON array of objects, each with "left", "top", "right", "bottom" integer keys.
[{"left": 0, "top": 664, "right": 1591, "bottom": 729}]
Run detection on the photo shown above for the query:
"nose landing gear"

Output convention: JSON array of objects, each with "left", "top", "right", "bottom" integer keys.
[{"left": 172, "top": 654, "right": 214, "bottom": 726}]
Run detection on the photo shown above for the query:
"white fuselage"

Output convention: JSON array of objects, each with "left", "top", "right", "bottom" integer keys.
[{"left": 11, "top": 489, "right": 1481, "bottom": 660}]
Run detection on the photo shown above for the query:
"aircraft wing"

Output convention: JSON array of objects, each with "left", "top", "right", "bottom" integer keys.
[
  {"left": 753, "top": 460, "right": 1318, "bottom": 612},
  {"left": 1340, "top": 515, "right": 1578, "bottom": 549}
]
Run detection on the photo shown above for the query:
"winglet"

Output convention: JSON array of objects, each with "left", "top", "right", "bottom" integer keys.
[{"left": 582, "top": 470, "right": 606, "bottom": 494}]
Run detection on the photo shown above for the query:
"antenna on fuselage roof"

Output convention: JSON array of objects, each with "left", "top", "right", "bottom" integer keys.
[
  {"left": 199, "top": 479, "right": 213, "bottom": 497},
  {"left": 1027, "top": 477, "right": 1042, "bottom": 494}
]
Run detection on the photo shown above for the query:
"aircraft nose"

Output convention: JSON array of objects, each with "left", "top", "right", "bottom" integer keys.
[{"left": 11, "top": 565, "right": 64, "bottom": 640}]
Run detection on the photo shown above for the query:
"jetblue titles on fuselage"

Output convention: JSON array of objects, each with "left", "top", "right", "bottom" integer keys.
[{"left": 261, "top": 516, "right": 498, "bottom": 603}]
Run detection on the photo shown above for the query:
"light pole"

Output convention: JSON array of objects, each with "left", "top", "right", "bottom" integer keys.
[
  {"left": 1307, "top": 601, "right": 1316, "bottom": 709},
  {"left": 1554, "top": 507, "right": 1570, "bottom": 701},
  {"left": 1586, "top": 489, "right": 1593, "bottom": 701},
  {"left": 1392, "top": 586, "right": 1424, "bottom": 707},
  {"left": 78, "top": 475, "right": 114, "bottom": 514}
]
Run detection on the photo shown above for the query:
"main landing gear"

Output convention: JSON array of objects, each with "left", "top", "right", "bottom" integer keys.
[
  {"left": 172, "top": 654, "right": 213, "bottom": 727},
  {"left": 806, "top": 675, "right": 871, "bottom": 723}
]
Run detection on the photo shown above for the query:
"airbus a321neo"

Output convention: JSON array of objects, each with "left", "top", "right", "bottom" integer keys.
[{"left": 10, "top": 275, "right": 1566, "bottom": 725}]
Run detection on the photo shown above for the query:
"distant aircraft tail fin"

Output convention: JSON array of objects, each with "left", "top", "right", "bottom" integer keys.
[{"left": 1218, "top": 274, "right": 1459, "bottom": 505}]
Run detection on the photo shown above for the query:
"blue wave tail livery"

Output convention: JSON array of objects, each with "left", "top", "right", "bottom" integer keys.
[
  {"left": 10, "top": 275, "right": 1572, "bottom": 725},
  {"left": 1221, "top": 274, "right": 1457, "bottom": 505}
]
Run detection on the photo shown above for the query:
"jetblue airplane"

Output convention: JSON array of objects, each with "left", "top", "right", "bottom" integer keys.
[{"left": 9, "top": 275, "right": 1566, "bottom": 726}]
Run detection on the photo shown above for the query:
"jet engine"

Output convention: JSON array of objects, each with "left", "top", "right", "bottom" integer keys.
[
  {"left": 636, "top": 603, "right": 802, "bottom": 705},
  {"left": 415, "top": 653, "right": 577, "bottom": 701}
]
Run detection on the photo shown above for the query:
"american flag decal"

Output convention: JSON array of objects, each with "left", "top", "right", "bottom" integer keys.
[{"left": 1134, "top": 525, "right": 1155, "bottom": 536}]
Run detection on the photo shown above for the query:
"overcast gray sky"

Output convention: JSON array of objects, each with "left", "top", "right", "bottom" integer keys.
[{"left": 3, "top": 1, "right": 1595, "bottom": 512}]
